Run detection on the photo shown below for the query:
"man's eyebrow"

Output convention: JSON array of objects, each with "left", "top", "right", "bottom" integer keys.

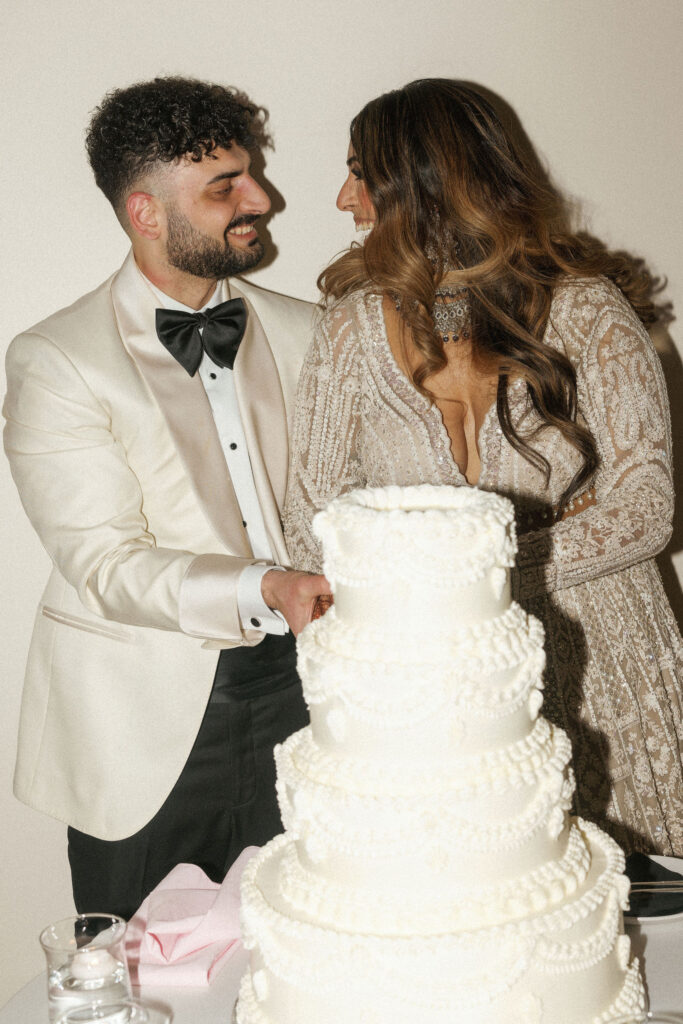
[
  {"left": 205, "top": 170, "right": 243, "bottom": 185},
  {"left": 346, "top": 157, "right": 360, "bottom": 167}
]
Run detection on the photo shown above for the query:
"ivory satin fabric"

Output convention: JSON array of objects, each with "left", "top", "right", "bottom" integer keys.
[{"left": 3, "top": 251, "right": 313, "bottom": 840}]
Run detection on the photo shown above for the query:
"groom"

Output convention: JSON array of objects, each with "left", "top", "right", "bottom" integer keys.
[{"left": 3, "top": 77, "right": 327, "bottom": 919}]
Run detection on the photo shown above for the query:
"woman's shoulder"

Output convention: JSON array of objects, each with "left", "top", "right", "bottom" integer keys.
[
  {"left": 316, "top": 288, "right": 383, "bottom": 350},
  {"left": 318, "top": 287, "right": 380, "bottom": 321},
  {"left": 546, "top": 275, "right": 648, "bottom": 361},
  {"left": 550, "top": 274, "right": 642, "bottom": 328}
]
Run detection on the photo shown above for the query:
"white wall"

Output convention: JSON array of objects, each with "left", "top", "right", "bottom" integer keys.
[{"left": 2, "top": 0, "right": 681, "bottom": 1003}]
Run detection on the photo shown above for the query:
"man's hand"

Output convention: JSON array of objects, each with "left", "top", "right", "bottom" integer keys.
[{"left": 261, "top": 569, "right": 331, "bottom": 636}]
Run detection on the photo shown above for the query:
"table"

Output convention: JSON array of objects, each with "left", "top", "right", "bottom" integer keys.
[
  {"left": 1, "top": 919, "right": 681, "bottom": 1022},
  {"left": 0, "top": 948, "right": 247, "bottom": 1024},
  {"left": 627, "top": 916, "right": 683, "bottom": 1011}
]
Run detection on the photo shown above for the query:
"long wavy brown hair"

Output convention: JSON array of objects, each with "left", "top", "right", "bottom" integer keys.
[{"left": 319, "top": 79, "right": 660, "bottom": 509}]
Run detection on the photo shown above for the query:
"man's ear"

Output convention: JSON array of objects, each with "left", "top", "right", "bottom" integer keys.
[{"left": 126, "top": 192, "right": 163, "bottom": 240}]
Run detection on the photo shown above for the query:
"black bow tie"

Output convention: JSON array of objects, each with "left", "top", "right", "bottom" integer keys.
[{"left": 155, "top": 298, "right": 248, "bottom": 376}]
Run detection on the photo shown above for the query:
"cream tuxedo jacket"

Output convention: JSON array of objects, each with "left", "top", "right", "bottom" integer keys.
[{"left": 3, "top": 251, "right": 314, "bottom": 840}]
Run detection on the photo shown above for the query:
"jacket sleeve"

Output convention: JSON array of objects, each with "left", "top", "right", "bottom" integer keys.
[{"left": 3, "top": 330, "right": 258, "bottom": 641}]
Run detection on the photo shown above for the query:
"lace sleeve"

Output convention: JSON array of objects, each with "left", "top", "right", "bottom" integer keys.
[
  {"left": 283, "top": 303, "right": 365, "bottom": 573},
  {"left": 515, "top": 288, "right": 674, "bottom": 600}
]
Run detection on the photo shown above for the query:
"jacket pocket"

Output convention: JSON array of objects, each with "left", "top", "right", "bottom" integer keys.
[{"left": 41, "top": 605, "right": 135, "bottom": 644}]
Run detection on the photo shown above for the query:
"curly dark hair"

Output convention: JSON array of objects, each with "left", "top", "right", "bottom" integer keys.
[{"left": 85, "top": 76, "right": 268, "bottom": 213}]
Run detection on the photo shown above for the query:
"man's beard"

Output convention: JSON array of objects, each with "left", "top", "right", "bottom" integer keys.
[{"left": 165, "top": 206, "right": 265, "bottom": 278}]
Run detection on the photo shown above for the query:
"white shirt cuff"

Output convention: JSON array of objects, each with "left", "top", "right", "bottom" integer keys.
[{"left": 237, "top": 563, "right": 289, "bottom": 635}]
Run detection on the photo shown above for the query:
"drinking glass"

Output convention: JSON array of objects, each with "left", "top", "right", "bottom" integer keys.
[
  {"left": 55, "top": 999, "right": 171, "bottom": 1024},
  {"left": 39, "top": 914, "right": 131, "bottom": 1022}
]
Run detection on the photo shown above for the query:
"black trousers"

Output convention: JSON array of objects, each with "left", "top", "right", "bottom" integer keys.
[{"left": 68, "top": 633, "right": 307, "bottom": 920}]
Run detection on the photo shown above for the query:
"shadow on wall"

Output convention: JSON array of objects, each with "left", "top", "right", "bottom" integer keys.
[
  {"left": 653, "top": 315, "right": 683, "bottom": 631},
  {"left": 249, "top": 143, "right": 286, "bottom": 272}
]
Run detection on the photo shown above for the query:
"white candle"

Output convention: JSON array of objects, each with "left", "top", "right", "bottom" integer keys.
[{"left": 70, "top": 948, "right": 119, "bottom": 981}]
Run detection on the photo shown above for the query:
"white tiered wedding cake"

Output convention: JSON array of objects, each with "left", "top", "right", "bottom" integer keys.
[{"left": 236, "top": 485, "right": 645, "bottom": 1024}]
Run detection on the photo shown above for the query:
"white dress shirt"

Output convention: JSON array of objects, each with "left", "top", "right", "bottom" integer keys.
[{"left": 147, "top": 274, "right": 287, "bottom": 635}]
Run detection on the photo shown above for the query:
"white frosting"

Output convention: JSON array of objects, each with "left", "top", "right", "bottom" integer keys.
[
  {"left": 237, "top": 485, "right": 645, "bottom": 1024},
  {"left": 314, "top": 485, "right": 517, "bottom": 590},
  {"left": 266, "top": 823, "right": 592, "bottom": 933}
]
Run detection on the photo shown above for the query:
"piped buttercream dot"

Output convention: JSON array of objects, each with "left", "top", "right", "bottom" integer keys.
[
  {"left": 491, "top": 566, "right": 506, "bottom": 600},
  {"left": 617, "top": 874, "right": 631, "bottom": 906},
  {"left": 528, "top": 689, "right": 544, "bottom": 720},
  {"left": 547, "top": 806, "right": 564, "bottom": 839},
  {"left": 253, "top": 969, "right": 269, "bottom": 1001},
  {"left": 293, "top": 789, "right": 311, "bottom": 815},
  {"left": 518, "top": 993, "right": 543, "bottom": 1023},
  {"left": 530, "top": 889, "right": 547, "bottom": 911},
  {"left": 305, "top": 834, "right": 328, "bottom": 863},
  {"left": 327, "top": 708, "right": 347, "bottom": 742},
  {"left": 617, "top": 934, "right": 631, "bottom": 970},
  {"left": 549, "top": 881, "right": 564, "bottom": 901}
]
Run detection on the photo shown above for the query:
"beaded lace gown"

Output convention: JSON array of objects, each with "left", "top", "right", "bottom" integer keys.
[{"left": 284, "top": 276, "right": 683, "bottom": 856}]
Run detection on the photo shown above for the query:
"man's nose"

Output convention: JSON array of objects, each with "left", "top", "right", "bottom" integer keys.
[{"left": 243, "top": 177, "right": 271, "bottom": 215}]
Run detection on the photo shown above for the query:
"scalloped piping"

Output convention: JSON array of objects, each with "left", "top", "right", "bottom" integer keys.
[
  {"left": 313, "top": 485, "right": 517, "bottom": 589},
  {"left": 240, "top": 822, "right": 626, "bottom": 967},
  {"left": 299, "top": 600, "right": 542, "bottom": 669},
  {"left": 301, "top": 646, "right": 545, "bottom": 723},
  {"left": 235, "top": 958, "right": 645, "bottom": 1024},
  {"left": 593, "top": 959, "right": 646, "bottom": 1022},
  {"left": 281, "top": 716, "right": 560, "bottom": 798},
  {"left": 276, "top": 822, "right": 591, "bottom": 933},
  {"left": 276, "top": 735, "right": 573, "bottom": 855}
]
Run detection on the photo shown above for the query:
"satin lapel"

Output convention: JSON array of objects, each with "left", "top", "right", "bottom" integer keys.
[
  {"left": 230, "top": 283, "right": 289, "bottom": 566},
  {"left": 110, "top": 252, "right": 250, "bottom": 556}
]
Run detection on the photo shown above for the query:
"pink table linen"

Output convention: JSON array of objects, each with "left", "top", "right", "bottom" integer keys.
[{"left": 125, "top": 847, "right": 258, "bottom": 987}]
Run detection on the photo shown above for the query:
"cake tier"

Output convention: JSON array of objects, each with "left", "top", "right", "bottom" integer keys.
[
  {"left": 237, "top": 821, "right": 644, "bottom": 1024},
  {"left": 236, "top": 959, "right": 644, "bottom": 1024},
  {"left": 298, "top": 601, "right": 546, "bottom": 762},
  {"left": 314, "top": 485, "right": 518, "bottom": 633},
  {"left": 260, "top": 821, "right": 593, "bottom": 935},
  {"left": 276, "top": 718, "right": 575, "bottom": 892},
  {"left": 314, "top": 485, "right": 517, "bottom": 599}
]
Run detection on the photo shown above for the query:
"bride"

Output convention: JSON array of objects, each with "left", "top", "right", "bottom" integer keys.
[{"left": 284, "top": 78, "right": 683, "bottom": 857}]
